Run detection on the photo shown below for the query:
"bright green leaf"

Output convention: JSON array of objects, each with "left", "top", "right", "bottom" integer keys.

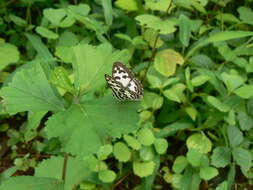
[
  {"left": 234, "top": 85, "right": 253, "bottom": 99},
  {"left": 211, "top": 147, "right": 231, "bottom": 168},
  {"left": 186, "top": 148, "right": 203, "bottom": 167},
  {"left": 97, "top": 144, "right": 113, "bottom": 160},
  {"left": 113, "top": 142, "right": 131, "bottom": 162},
  {"left": 139, "top": 146, "right": 155, "bottom": 161},
  {"left": 137, "top": 127, "right": 155, "bottom": 146},
  {"left": 199, "top": 167, "right": 218, "bottom": 180},
  {"left": 98, "top": 170, "right": 116, "bottom": 183},
  {"left": 172, "top": 156, "right": 188, "bottom": 173},
  {"left": 237, "top": 112, "right": 253, "bottom": 131},
  {"left": 114, "top": 0, "right": 139, "bottom": 11},
  {"left": 123, "top": 135, "right": 141, "bottom": 150},
  {"left": 36, "top": 26, "right": 59, "bottom": 39},
  {"left": 154, "top": 138, "right": 168, "bottom": 154},
  {"left": 133, "top": 161, "right": 155, "bottom": 177},
  {"left": 0, "top": 42, "right": 19, "bottom": 71},
  {"left": 186, "top": 133, "right": 212, "bottom": 154},
  {"left": 207, "top": 96, "right": 230, "bottom": 112},
  {"left": 43, "top": 8, "right": 66, "bottom": 26}
]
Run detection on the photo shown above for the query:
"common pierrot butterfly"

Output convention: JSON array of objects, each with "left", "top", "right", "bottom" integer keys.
[{"left": 105, "top": 62, "right": 144, "bottom": 101}]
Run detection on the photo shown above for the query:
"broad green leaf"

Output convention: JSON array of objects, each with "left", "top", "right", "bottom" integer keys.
[
  {"left": 97, "top": 144, "right": 113, "bottom": 160},
  {"left": 179, "top": 14, "right": 191, "bottom": 47},
  {"left": 137, "top": 128, "right": 155, "bottom": 146},
  {"left": 186, "top": 133, "right": 212, "bottom": 154},
  {"left": 206, "top": 31, "right": 253, "bottom": 43},
  {"left": 0, "top": 63, "right": 65, "bottom": 113},
  {"left": 35, "top": 26, "right": 59, "bottom": 39},
  {"left": 114, "top": 0, "right": 139, "bottom": 11},
  {"left": 186, "top": 148, "right": 203, "bottom": 167},
  {"left": 35, "top": 156, "right": 91, "bottom": 190},
  {"left": 79, "top": 182, "right": 96, "bottom": 190},
  {"left": 234, "top": 85, "right": 253, "bottom": 99},
  {"left": 163, "top": 83, "right": 186, "bottom": 103},
  {"left": 237, "top": 112, "right": 253, "bottom": 131},
  {"left": 232, "top": 147, "right": 253, "bottom": 173},
  {"left": 211, "top": 147, "right": 231, "bottom": 167},
  {"left": 102, "top": 0, "right": 113, "bottom": 26},
  {"left": 199, "top": 167, "right": 218, "bottom": 180},
  {"left": 43, "top": 8, "right": 66, "bottom": 26},
  {"left": 215, "top": 13, "right": 240, "bottom": 23},
  {"left": 55, "top": 46, "right": 73, "bottom": 64},
  {"left": 172, "top": 156, "right": 188, "bottom": 173},
  {"left": 184, "top": 106, "right": 198, "bottom": 121},
  {"left": 227, "top": 125, "right": 243, "bottom": 147},
  {"left": 46, "top": 96, "right": 140, "bottom": 157},
  {"left": 98, "top": 170, "right": 116, "bottom": 183},
  {"left": 25, "top": 33, "right": 55, "bottom": 77},
  {"left": 0, "top": 42, "right": 19, "bottom": 71},
  {"left": 113, "top": 142, "right": 131, "bottom": 162},
  {"left": 139, "top": 146, "right": 155, "bottom": 161},
  {"left": 141, "top": 91, "right": 163, "bottom": 110},
  {"left": 154, "top": 49, "right": 184, "bottom": 77},
  {"left": 123, "top": 135, "right": 141, "bottom": 150},
  {"left": 71, "top": 43, "right": 129, "bottom": 93},
  {"left": 143, "top": 28, "right": 164, "bottom": 48},
  {"left": 133, "top": 161, "right": 155, "bottom": 177},
  {"left": 9, "top": 14, "right": 27, "bottom": 26},
  {"left": 221, "top": 72, "right": 244, "bottom": 92},
  {"left": 67, "top": 4, "right": 90, "bottom": 17},
  {"left": 171, "top": 174, "right": 182, "bottom": 189},
  {"left": 0, "top": 176, "right": 64, "bottom": 190},
  {"left": 191, "top": 75, "right": 210, "bottom": 87},
  {"left": 238, "top": 6, "right": 253, "bottom": 25},
  {"left": 206, "top": 96, "right": 230, "bottom": 112},
  {"left": 145, "top": 0, "right": 171, "bottom": 12},
  {"left": 180, "top": 166, "right": 201, "bottom": 190},
  {"left": 50, "top": 66, "right": 74, "bottom": 94},
  {"left": 135, "top": 14, "right": 177, "bottom": 34},
  {"left": 154, "top": 138, "right": 168, "bottom": 154}
]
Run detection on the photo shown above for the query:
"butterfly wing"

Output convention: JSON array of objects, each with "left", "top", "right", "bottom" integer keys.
[
  {"left": 112, "top": 62, "right": 143, "bottom": 99},
  {"left": 105, "top": 62, "right": 143, "bottom": 101},
  {"left": 105, "top": 74, "right": 135, "bottom": 100}
]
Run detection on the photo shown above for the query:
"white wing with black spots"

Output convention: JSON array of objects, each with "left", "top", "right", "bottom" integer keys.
[{"left": 105, "top": 62, "right": 143, "bottom": 101}]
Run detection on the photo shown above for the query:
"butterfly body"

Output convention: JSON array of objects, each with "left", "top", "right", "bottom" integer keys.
[{"left": 105, "top": 62, "right": 143, "bottom": 101}]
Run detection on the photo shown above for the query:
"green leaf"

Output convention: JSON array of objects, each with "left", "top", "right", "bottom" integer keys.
[
  {"left": 191, "top": 75, "right": 210, "bottom": 87},
  {"left": 98, "top": 170, "right": 116, "bottom": 183},
  {"left": 35, "top": 156, "right": 91, "bottom": 190},
  {"left": 215, "top": 13, "right": 240, "bottom": 23},
  {"left": 0, "top": 63, "right": 65, "bottom": 113},
  {"left": 9, "top": 14, "right": 27, "bottom": 26},
  {"left": 35, "top": 26, "right": 59, "bottom": 39},
  {"left": 154, "top": 138, "right": 168, "bottom": 154},
  {"left": 114, "top": 0, "right": 139, "bottom": 11},
  {"left": 179, "top": 14, "right": 191, "bottom": 47},
  {"left": 139, "top": 146, "right": 155, "bottom": 161},
  {"left": 237, "top": 112, "right": 253, "bottom": 131},
  {"left": 199, "top": 167, "right": 218, "bottom": 180},
  {"left": 55, "top": 46, "right": 73, "bottom": 63},
  {"left": 234, "top": 85, "right": 253, "bottom": 99},
  {"left": 135, "top": 14, "right": 177, "bottom": 34},
  {"left": 172, "top": 156, "right": 188, "bottom": 173},
  {"left": 123, "top": 135, "right": 141, "bottom": 150},
  {"left": 141, "top": 91, "right": 163, "bottom": 110},
  {"left": 0, "top": 176, "right": 64, "bottom": 190},
  {"left": 184, "top": 106, "right": 198, "bottom": 121},
  {"left": 211, "top": 147, "right": 231, "bottom": 168},
  {"left": 232, "top": 147, "right": 253, "bottom": 173},
  {"left": 238, "top": 6, "right": 253, "bottom": 25},
  {"left": 186, "top": 149, "right": 203, "bottom": 167},
  {"left": 154, "top": 49, "right": 184, "bottom": 77},
  {"left": 133, "top": 161, "right": 155, "bottom": 177},
  {"left": 145, "top": 0, "right": 171, "bottom": 12},
  {"left": 43, "top": 8, "right": 67, "bottom": 26},
  {"left": 206, "top": 31, "right": 253, "bottom": 43},
  {"left": 46, "top": 97, "right": 139, "bottom": 157},
  {"left": 221, "top": 72, "right": 244, "bottom": 92},
  {"left": 50, "top": 66, "right": 74, "bottom": 94},
  {"left": 186, "top": 133, "right": 212, "bottom": 154},
  {"left": 102, "top": 0, "right": 113, "bottom": 26},
  {"left": 206, "top": 96, "right": 230, "bottom": 112},
  {"left": 215, "top": 181, "right": 228, "bottom": 190},
  {"left": 137, "top": 127, "right": 155, "bottom": 146},
  {"left": 67, "top": 4, "right": 90, "bottom": 17},
  {"left": 227, "top": 125, "right": 243, "bottom": 147},
  {"left": 0, "top": 42, "right": 20, "bottom": 71},
  {"left": 163, "top": 83, "right": 186, "bottom": 103},
  {"left": 71, "top": 43, "right": 129, "bottom": 93},
  {"left": 113, "top": 142, "right": 131, "bottom": 162},
  {"left": 97, "top": 144, "right": 113, "bottom": 160}
]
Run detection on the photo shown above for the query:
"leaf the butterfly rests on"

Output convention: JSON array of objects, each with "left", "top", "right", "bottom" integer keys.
[{"left": 105, "top": 62, "right": 144, "bottom": 101}]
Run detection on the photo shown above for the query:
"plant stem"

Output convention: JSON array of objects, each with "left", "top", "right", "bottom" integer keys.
[{"left": 62, "top": 153, "right": 68, "bottom": 181}]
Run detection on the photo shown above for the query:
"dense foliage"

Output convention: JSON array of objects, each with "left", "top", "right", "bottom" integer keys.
[{"left": 0, "top": 0, "right": 253, "bottom": 189}]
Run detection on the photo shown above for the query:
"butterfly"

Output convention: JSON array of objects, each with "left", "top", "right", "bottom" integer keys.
[{"left": 105, "top": 62, "right": 144, "bottom": 101}]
